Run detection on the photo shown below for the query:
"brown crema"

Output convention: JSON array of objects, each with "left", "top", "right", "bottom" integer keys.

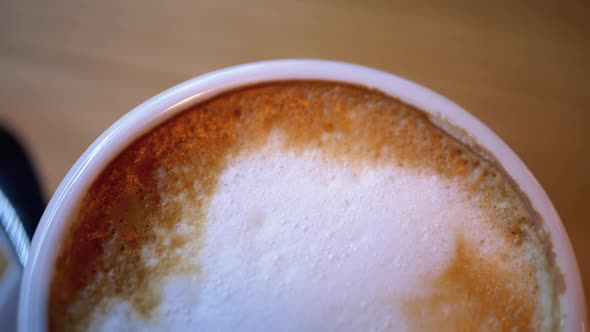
[{"left": 50, "top": 81, "right": 559, "bottom": 331}]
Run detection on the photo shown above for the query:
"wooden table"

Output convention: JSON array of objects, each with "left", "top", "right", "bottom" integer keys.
[{"left": 1, "top": 0, "right": 589, "bottom": 311}]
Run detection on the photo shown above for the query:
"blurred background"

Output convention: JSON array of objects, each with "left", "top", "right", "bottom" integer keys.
[{"left": 0, "top": 0, "right": 589, "bottom": 313}]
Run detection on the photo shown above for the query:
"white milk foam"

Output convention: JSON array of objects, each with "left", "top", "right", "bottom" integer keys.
[{"left": 86, "top": 139, "right": 522, "bottom": 331}]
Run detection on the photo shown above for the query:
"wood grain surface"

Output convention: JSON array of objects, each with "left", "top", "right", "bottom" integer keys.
[{"left": 1, "top": 0, "right": 589, "bottom": 313}]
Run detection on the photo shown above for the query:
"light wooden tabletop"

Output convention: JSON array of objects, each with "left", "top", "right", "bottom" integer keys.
[{"left": 1, "top": 0, "right": 589, "bottom": 311}]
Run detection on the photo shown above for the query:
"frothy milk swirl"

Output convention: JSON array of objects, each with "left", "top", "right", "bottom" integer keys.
[{"left": 50, "top": 82, "right": 559, "bottom": 331}]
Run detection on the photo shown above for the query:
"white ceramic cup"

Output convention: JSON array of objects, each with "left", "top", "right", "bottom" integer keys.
[{"left": 19, "top": 60, "right": 587, "bottom": 331}]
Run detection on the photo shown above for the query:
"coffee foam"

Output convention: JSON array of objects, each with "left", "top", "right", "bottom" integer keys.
[
  {"left": 50, "top": 82, "right": 558, "bottom": 331},
  {"left": 84, "top": 135, "right": 541, "bottom": 331}
]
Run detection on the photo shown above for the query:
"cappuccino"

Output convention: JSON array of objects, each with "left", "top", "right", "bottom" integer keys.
[{"left": 50, "top": 82, "right": 560, "bottom": 331}]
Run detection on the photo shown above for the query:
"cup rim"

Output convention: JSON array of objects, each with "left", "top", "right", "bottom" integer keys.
[{"left": 19, "top": 59, "right": 587, "bottom": 331}]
